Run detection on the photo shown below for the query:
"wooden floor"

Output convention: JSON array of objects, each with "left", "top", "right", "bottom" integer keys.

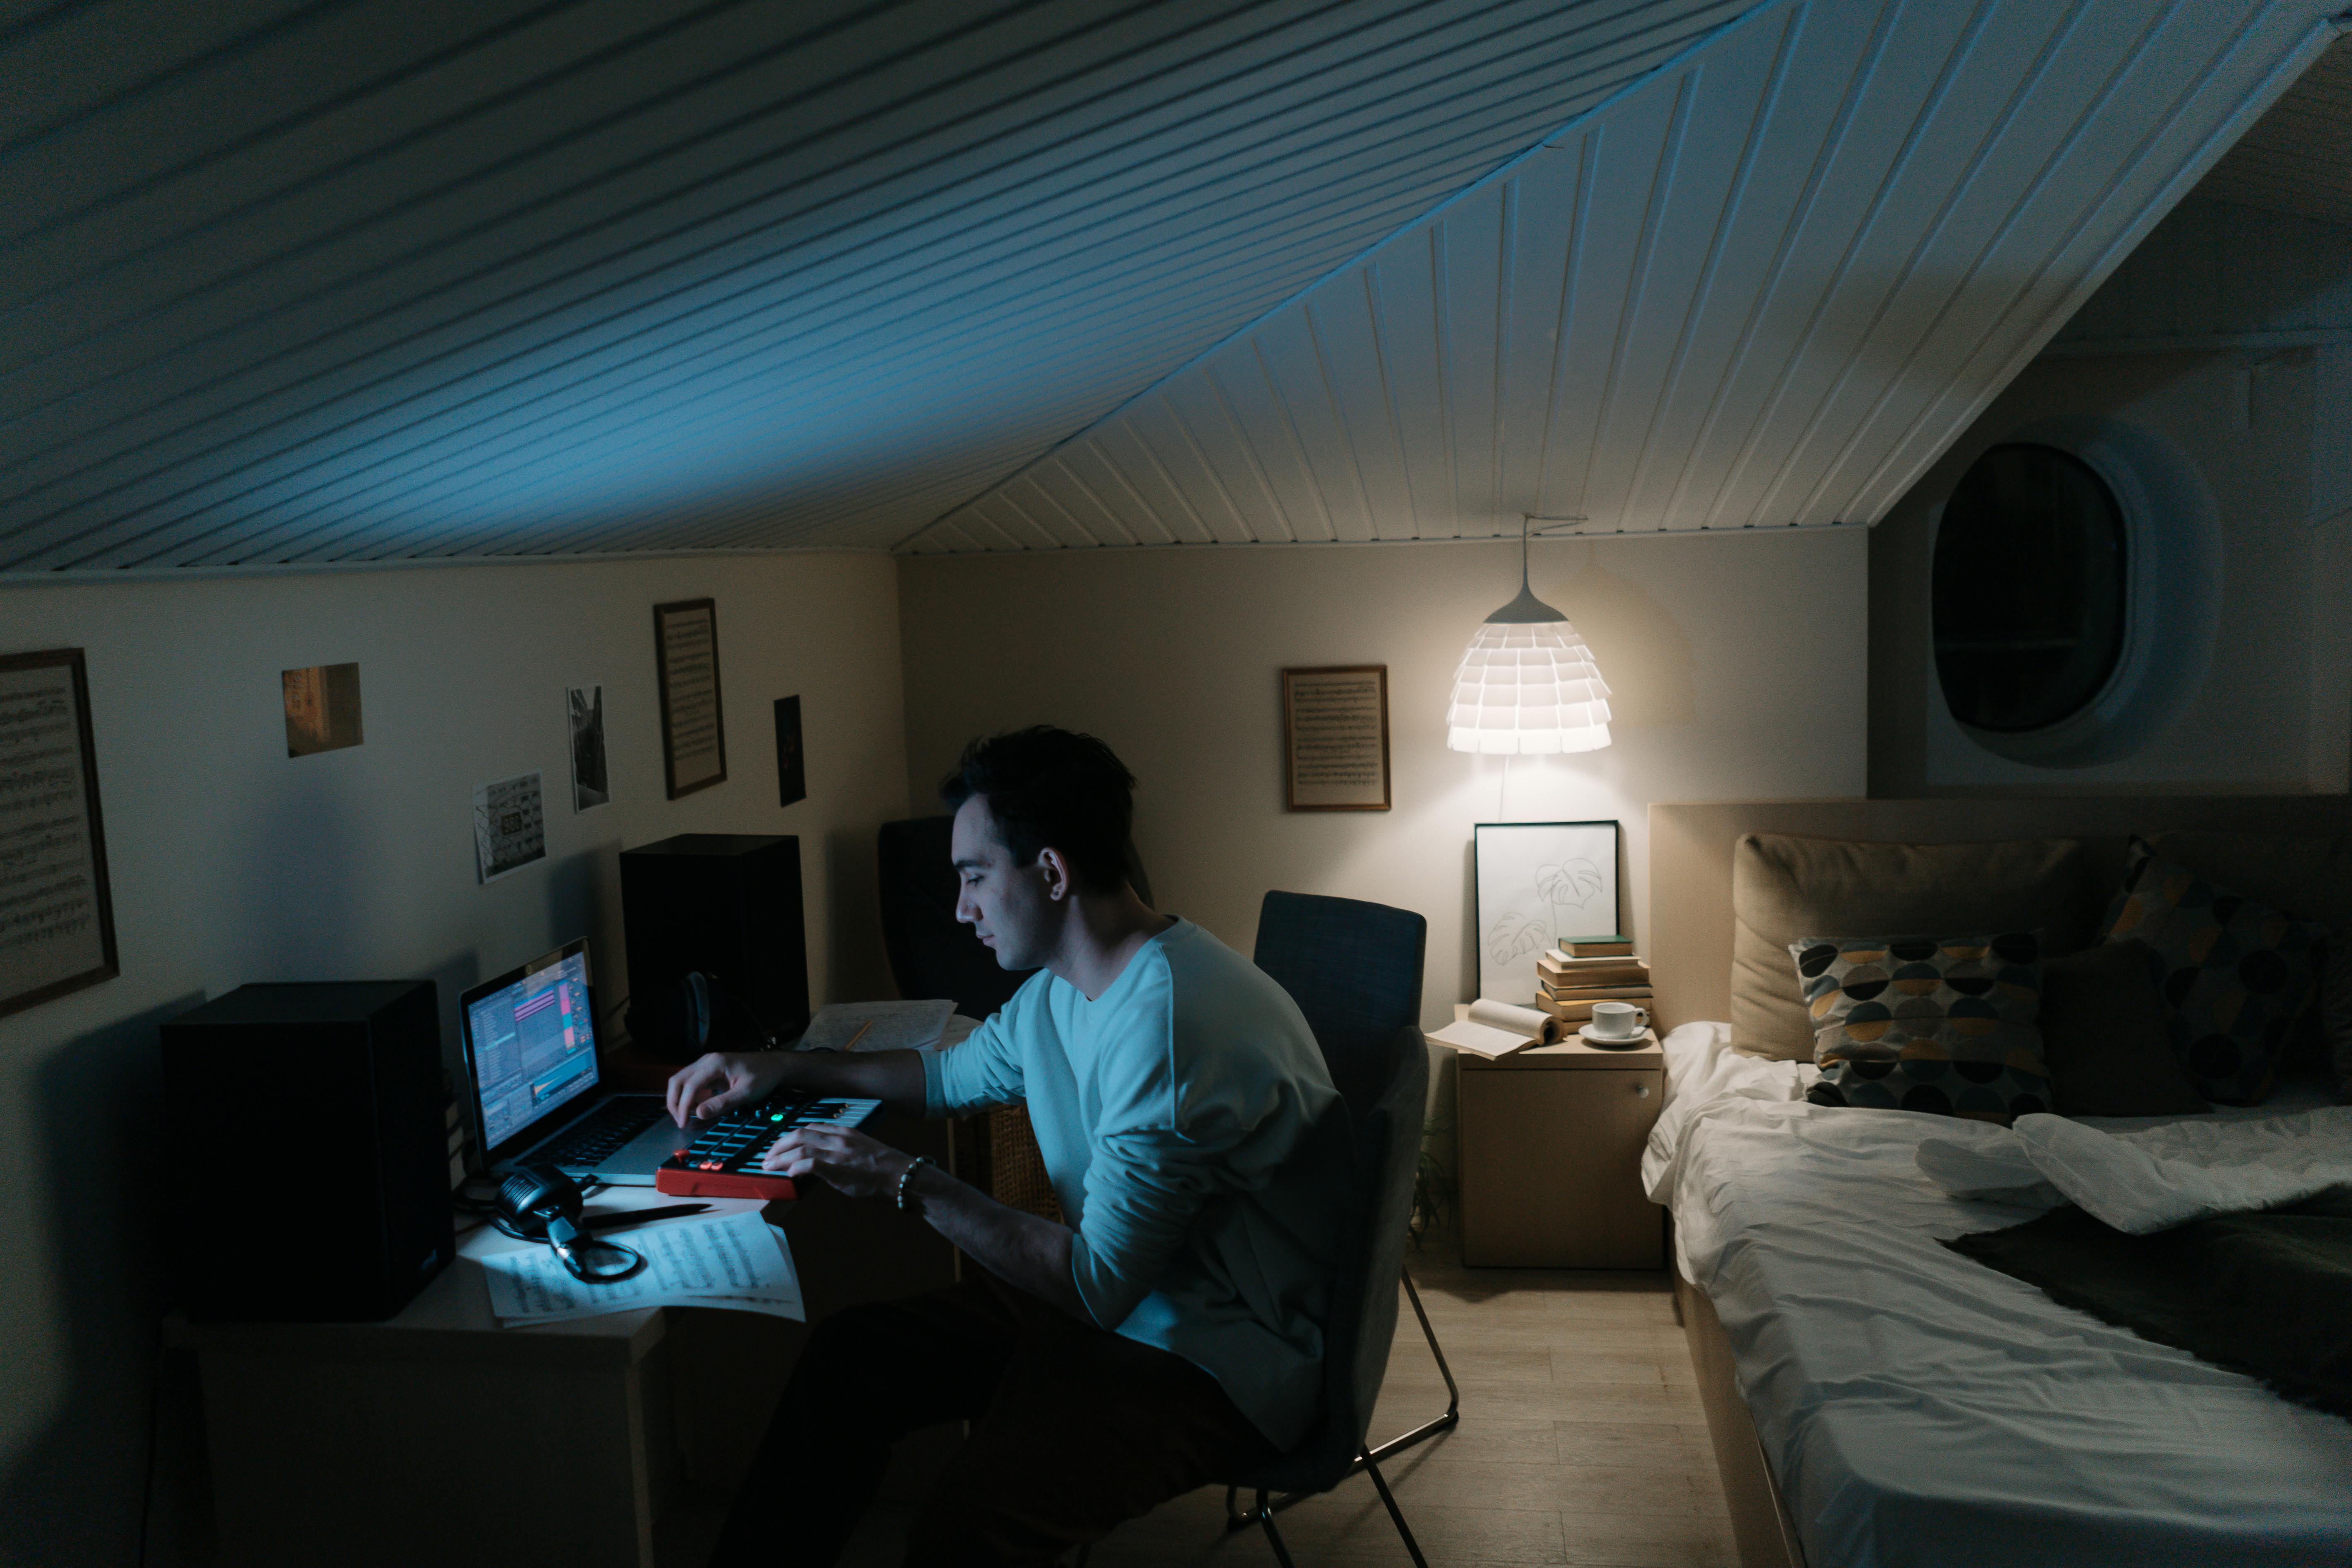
[{"left": 759, "top": 1235, "right": 1740, "bottom": 1568}]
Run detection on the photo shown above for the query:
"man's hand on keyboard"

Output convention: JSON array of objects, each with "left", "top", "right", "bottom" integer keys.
[
  {"left": 761, "top": 1124, "right": 909, "bottom": 1199},
  {"left": 666, "top": 1051, "right": 787, "bottom": 1127}
]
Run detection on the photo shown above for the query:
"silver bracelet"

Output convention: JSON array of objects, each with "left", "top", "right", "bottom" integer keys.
[{"left": 895, "top": 1155, "right": 933, "bottom": 1212}]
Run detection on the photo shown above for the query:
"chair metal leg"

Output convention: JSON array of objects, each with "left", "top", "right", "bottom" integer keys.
[
  {"left": 1363, "top": 1263, "right": 1461, "bottom": 1467},
  {"left": 1360, "top": 1449, "right": 1432, "bottom": 1568},
  {"left": 1227, "top": 1486, "right": 1298, "bottom": 1567},
  {"left": 1239, "top": 1265, "right": 1466, "bottom": 1527}
]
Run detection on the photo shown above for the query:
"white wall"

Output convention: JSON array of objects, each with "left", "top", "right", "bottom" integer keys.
[
  {"left": 0, "top": 553, "right": 906, "bottom": 1566},
  {"left": 898, "top": 532, "right": 1869, "bottom": 1024}
]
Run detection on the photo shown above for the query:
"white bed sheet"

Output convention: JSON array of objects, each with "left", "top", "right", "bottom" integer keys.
[{"left": 1643, "top": 1022, "right": 2352, "bottom": 1568}]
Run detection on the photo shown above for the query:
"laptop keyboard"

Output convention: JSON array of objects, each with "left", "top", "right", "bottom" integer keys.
[{"left": 537, "top": 1099, "right": 665, "bottom": 1168}]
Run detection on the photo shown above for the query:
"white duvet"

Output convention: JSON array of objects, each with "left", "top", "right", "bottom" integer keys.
[
  {"left": 1644, "top": 1022, "right": 2352, "bottom": 1568},
  {"left": 1915, "top": 1104, "right": 2352, "bottom": 1232}
]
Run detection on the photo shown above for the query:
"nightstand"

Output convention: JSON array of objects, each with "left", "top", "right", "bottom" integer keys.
[{"left": 1454, "top": 1008, "right": 1665, "bottom": 1269}]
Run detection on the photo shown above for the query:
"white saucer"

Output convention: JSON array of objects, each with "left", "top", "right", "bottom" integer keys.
[{"left": 1577, "top": 1023, "right": 1648, "bottom": 1048}]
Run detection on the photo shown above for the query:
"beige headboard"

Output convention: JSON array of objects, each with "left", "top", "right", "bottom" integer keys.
[{"left": 1648, "top": 795, "right": 2352, "bottom": 1032}]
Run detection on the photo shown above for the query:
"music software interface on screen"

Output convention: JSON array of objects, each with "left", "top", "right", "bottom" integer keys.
[{"left": 470, "top": 950, "right": 597, "bottom": 1149}]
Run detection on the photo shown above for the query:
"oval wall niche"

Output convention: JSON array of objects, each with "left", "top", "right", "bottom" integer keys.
[{"left": 1928, "top": 420, "right": 2217, "bottom": 767}]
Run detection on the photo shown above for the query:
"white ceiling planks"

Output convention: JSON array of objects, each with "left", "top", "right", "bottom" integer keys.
[
  {"left": 907, "top": 0, "right": 2343, "bottom": 553},
  {"left": 0, "top": 0, "right": 1769, "bottom": 571}
]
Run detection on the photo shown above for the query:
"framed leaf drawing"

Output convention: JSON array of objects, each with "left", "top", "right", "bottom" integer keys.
[{"left": 1472, "top": 821, "right": 1622, "bottom": 1003}]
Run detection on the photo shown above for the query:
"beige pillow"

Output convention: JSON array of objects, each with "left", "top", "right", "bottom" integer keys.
[{"left": 1731, "top": 834, "right": 2088, "bottom": 1060}]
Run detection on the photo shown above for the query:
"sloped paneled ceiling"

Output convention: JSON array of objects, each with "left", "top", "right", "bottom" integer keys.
[
  {"left": 0, "top": 0, "right": 1763, "bottom": 570},
  {"left": 911, "top": 0, "right": 2344, "bottom": 551}
]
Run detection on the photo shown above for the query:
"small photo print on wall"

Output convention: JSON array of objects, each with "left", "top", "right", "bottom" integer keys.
[
  {"left": 473, "top": 770, "right": 546, "bottom": 884},
  {"left": 1473, "top": 820, "right": 1622, "bottom": 1003},
  {"left": 568, "top": 686, "right": 609, "bottom": 812},
  {"left": 282, "top": 663, "right": 363, "bottom": 757},
  {"left": 774, "top": 695, "right": 805, "bottom": 807}
]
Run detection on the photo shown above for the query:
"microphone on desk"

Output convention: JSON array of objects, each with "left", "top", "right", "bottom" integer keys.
[{"left": 495, "top": 1163, "right": 648, "bottom": 1284}]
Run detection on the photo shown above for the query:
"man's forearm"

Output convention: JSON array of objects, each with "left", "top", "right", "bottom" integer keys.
[{"left": 902, "top": 1162, "right": 1087, "bottom": 1320}]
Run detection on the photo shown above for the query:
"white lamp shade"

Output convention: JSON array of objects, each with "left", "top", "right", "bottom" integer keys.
[{"left": 1445, "top": 621, "right": 1613, "bottom": 754}]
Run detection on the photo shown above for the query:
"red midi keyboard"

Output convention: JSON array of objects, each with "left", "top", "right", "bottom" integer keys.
[{"left": 653, "top": 1091, "right": 881, "bottom": 1201}]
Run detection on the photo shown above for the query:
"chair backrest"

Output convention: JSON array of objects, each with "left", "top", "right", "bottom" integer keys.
[
  {"left": 1253, "top": 891, "right": 1427, "bottom": 1115},
  {"left": 875, "top": 816, "right": 1158, "bottom": 1022},
  {"left": 1243, "top": 1022, "right": 1428, "bottom": 1492}
]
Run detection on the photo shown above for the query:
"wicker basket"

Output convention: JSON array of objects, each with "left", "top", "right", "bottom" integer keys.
[
  {"left": 935, "top": 1027, "right": 1061, "bottom": 1223},
  {"left": 986, "top": 1103, "right": 1062, "bottom": 1223}
]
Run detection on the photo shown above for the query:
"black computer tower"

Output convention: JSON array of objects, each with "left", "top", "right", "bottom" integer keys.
[
  {"left": 161, "top": 981, "right": 453, "bottom": 1322},
  {"left": 621, "top": 833, "right": 809, "bottom": 1056}
]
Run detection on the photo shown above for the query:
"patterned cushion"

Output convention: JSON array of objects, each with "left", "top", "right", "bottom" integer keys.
[
  {"left": 2103, "top": 840, "right": 2328, "bottom": 1105},
  {"left": 1792, "top": 932, "right": 2050, "bottom": 1124},
  {"left": 2326, "top": 927, "right": 2352, "bottom": 1105}
]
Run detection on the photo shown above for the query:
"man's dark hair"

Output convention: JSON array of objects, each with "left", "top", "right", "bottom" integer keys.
[{"left": 941, "top": 727, "right": 1136, "bottom": 894}]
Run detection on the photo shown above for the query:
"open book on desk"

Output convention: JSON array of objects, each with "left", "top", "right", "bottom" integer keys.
[{"left": 1428, "top": 1000, "right": 1563, "bottom": 1059}]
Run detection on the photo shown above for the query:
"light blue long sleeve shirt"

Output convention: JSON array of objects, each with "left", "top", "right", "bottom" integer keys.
[{"left": 921, "top": 917, "right": 1343, "bottom": 1448}]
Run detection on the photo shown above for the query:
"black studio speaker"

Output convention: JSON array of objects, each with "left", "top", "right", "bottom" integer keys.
[
  {"left": 161, "top": 981, "right": 454, "bottom": 1322},
  {"left": 621, "top": 834, "right": 810, "bottom": 1059}
]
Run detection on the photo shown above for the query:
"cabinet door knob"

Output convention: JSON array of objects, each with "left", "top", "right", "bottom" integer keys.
[{"left": 1633, "top": 1083, "right": 1651, "bottom": 1098}]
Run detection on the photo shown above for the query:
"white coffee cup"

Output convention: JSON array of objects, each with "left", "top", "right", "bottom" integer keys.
[{"left": 1588, "top": 1001, "right": 1649, "bottom": 1040}]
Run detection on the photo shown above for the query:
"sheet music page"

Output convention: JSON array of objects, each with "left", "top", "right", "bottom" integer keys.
[
  {"left": 480, "top": 1207, "right": 803, "bottom": 1325},
  {"left": 0, "top": 661, "right": 107, "bottom": 998},
  {"left": 1285, "top": 667, "right": 1388, "bottom": 808},
  {"left": 658, "top": 601, "right": 725, "bottom": 793},
  {"left": 798, "top": 998, "right": 957, "bottom": 1053}
]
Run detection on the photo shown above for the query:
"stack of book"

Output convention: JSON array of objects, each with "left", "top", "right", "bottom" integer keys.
[{"left": 1535, "top": 937, "right": 1651, "bottom": 1023}]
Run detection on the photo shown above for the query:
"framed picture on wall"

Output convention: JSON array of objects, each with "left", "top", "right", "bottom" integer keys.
[
  {"left": 0, "top": 648, "right": 119, "bottom": 1019},
  {"left": 653, "top": 598, "right": 726, "bottom": 799},
  {"left": 1281, "top": 665, "right": 1390, "bottom": 810},
  {"left": 1472, "top": 820, "right": 1621, "bottom": 1003}
]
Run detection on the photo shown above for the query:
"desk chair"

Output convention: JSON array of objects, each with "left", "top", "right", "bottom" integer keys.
[
  {"left": 1220, "top": 1022, "right": 1433, "bottom": 1568},
  {"left": 1251, "top": 891, "right": 1460, "bottom": 1469}
]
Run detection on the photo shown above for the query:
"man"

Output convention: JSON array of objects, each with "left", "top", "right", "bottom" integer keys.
[{"left": 670, "top": 726, "right": 1344, "bottom": 1568}]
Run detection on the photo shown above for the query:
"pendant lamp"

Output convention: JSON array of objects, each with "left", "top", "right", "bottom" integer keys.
[{"left": 1445, "top": 518, "right": 1612, "bottom": 754}]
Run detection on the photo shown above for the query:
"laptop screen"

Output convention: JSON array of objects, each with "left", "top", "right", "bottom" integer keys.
[{"left": 464, "top": 940, "right": 599, "bottom": 1156}]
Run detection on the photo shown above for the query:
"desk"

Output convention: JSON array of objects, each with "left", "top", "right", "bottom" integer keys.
[{"left": 177, "top": 1108, "right": 956, "bottom": 1568}]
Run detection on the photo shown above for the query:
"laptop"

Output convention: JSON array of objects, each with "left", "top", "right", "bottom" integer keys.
[{"left": 458, "top": 938, "right": 691, "bottom": 1186}]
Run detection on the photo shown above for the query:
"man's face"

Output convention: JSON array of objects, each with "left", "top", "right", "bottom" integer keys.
[{"left": 952, "top": 794, "right": 1059, "bottom": 971}]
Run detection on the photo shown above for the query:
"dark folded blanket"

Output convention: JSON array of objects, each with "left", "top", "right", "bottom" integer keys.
[{"left": 1946, "top": 1187, "right": 2352, "bottom": 1419}]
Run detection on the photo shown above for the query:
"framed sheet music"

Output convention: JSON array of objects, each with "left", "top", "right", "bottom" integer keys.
[
  {"left": 0, "top": 648, "right": 118, "bottom": 1018},
  {"left": 653, "top": 598, "right": 727, "bottom": 799},
  {"left": 1282, "top": 665, "right": 1390, "bottom": 810}
]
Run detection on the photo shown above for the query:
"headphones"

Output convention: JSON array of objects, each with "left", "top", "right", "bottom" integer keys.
[
  {"left": 493, "top": 1162, "right": 645, "bottom": 1283},
  {"left": 629, "top": 970, "right": 774, "bottom": 1062}
]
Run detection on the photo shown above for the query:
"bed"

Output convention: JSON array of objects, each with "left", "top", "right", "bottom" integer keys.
[{"left": 1641, "top": 796, "right": 2352, "bottom": 1568}]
